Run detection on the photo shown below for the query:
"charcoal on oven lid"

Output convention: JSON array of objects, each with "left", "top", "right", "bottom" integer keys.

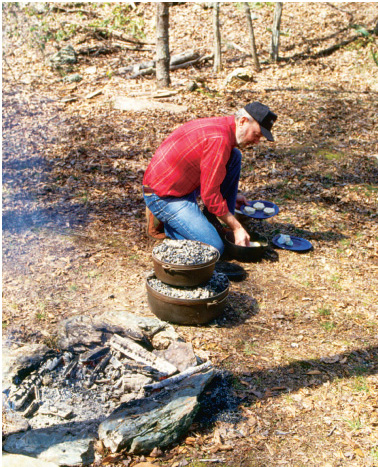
[
  {"left": 147, "top": 271, "right": 228, "bottom": 300},
  {"left": 153, "top": 239, "right": 219, "bottom": 265}
]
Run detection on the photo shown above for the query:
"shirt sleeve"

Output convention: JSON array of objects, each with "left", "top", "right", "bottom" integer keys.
[{"left": 200, "top": 135, "right": 231, "bottom": 217}]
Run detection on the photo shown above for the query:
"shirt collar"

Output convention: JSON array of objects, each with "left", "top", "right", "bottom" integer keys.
[{"left": 227, "top": 115, "right": 237, "bottom": 147}]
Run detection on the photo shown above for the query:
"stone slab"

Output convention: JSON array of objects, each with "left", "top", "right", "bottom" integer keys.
[
  {"left": 98, "top": 368, "right": 214, "bottom": 454},
  {"left": 3, "top": 425, "right": 96, "bottom": 466},
  {"left": 2, "top": 453, "right": 59, "bottom": 467},
  {"left": 154, "top": 341, "right": 197, "bottom": 372},
  {"left": 2, "top": 344, "right": 52, "bottom": 391},
  {"left": 114, "top": 96, "right": 187, "bottom": 113},
  {"left": 98, "top": 310, "right": 180, "bottom": 343}
]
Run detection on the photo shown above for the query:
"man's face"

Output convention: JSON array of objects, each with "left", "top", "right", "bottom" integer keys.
[{"left": 236, "top": 117, "right": 262, "bottom": 148}]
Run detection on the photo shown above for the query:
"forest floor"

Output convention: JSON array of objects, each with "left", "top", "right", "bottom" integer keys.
[{"left": 2, "top": 3, "right": 378, "bottom": 467}]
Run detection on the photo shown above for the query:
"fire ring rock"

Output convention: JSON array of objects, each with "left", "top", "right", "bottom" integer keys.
[
  {"left": 98, "top": 367, "right": 215, "bottom": 454},
  {"left": 3, "top": 425, "right": 96, "bottom": 467},
  {"left": 48, "top": 45, "right": 77, "bottom": 70}
]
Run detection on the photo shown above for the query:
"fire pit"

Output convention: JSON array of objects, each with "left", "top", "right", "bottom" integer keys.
[{"left": 2, "top": 313, "right": 215, "bottom": 465}]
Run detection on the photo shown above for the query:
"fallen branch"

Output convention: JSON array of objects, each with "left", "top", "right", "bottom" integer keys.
[
  {"left": 51, "top": 6, "right": 97, "bottom": 16},
  {"left": 126, "top": 51, "right": 205, "bottom": 78},
  {"left": 128, "top": 90, "right": 179, "bottom": 98},
  {"left": 144, "top": 360, "right": 213, "bottom": 392},
  {"left": 129, "top": 67, "right": 155, "bottom": 78},
  {"left": 92, "top": 27, "right": 155, "bottom": 46},
  {"left": 169, "top": 55, "right": 204, "bottom": 71},
  {"left": 77, "top": 45, "right": 122, "bottom": 56},
  {"left": 280, "top": 29, "right": 376, "bottom": 63},
  {"left": 129, "top": 53, "right": 213, "bottom": 78}
]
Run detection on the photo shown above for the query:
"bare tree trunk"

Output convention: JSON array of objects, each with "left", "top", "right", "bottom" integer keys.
[
  {"left": 243, "top": 2, "right": 261, "bottom": 72},
  {"left": 156, "top": 3, "right": 170, "bottom": 88},
  {"left": 270, "top": 2, "right": 283, "bottom": 62},
  {"left": 213, "top": 2, "right": 222, "bottom": 73}
]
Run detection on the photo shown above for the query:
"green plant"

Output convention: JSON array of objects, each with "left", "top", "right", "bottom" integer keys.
[
  {"left": 352, "top": 376, "right": 369, "bottom": 392},
  {"left": 371, "top": 49, "right": 378, "bottom": 67},
  {"left": 282, "top": 188, "right": 297, "bottom": 200},
  {"left": 231, "top": 376, "right": 244, "bottom": 391},
  {"left": 344, "top": 417, "right": 363, "bottom": 431},
  {"left": 351, "top": 24, "right": 372, "bottom": 38},
  {"left": 243, "top": 342, "right": 258, "bottom": 356},
  {"left": 352, "top": 364, "right": 370, "bottom": 376},
  {"left": 87, "top": 270, "right": 101, "bottom": 279},
  {"left": 321, "top": 321, "right": 336, "bottom": 331},
  {"left": 317, "top": 307, "right": 331, "bottom": 316},
  {"left": 370, "top": 446, "right": 378, "bottom": 460},
  {"left": 340, "top": 238, "right": 351, "bottom": 247},
  {"left": 297, "top": 360, "right": 312, "bottom": 370},
  {"left": 89, "top": 5, "right": 145, "bottom": 39},
  {"left": 69, "top": 284, "right": 78, "bottom": 291},
  {"left": 36, "top": 311, "right": 46, "bottom": 320},
  {"left": 316, "top": 149, "right": 345, "bottom": 161},
  {"left": 80, "top": 192, "right": 88, "bottom": 204},
  {"left": 330, "top": 274, "right": 342, "bottom": 290}
]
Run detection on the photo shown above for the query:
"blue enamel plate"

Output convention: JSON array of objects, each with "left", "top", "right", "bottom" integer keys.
[
  {"left": 272, "top": 235, "right": 313, "bottom": 252},
  {"left": 240, "top": 200, "right": 279, "bottom": 219}
]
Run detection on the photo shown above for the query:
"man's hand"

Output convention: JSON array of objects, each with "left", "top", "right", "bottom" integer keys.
[
  {"left": 218, "top": 211, "right": 250, "bottom": 246},
  {"left": 235, "top": 193, "right": 248, "bottom": 210},
  {"left": 234, "top": 226, "right": 250, "bottom": 247}
]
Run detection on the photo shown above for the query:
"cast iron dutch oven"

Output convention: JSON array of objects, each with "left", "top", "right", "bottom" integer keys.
[
  {"left": 146, "top": 273, "right": 229, "bottom": 325},
  {"left": 152, "top": 243, "right": 220, "bottom": 287},
  {"left": 224, "top": 231, "right": 268, "bottom": 262}
]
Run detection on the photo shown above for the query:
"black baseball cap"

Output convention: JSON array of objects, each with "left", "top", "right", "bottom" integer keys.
[{"left": 244, "top": 102, "right": 277, "bottom": 141}]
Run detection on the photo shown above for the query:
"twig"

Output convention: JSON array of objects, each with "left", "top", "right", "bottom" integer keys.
[
  {"left": 144, "top": 360, "right": 213, "bottom": 392},
  {"left": 198, "top": 460, "right": 225, "bottom": 464},
  {"left": 327, "top": 425, "right": 337, "bottom": 437}
]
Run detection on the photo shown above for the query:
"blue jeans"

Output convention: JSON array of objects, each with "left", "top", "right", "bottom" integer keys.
[{"left": 143, "top": 148, "right": 242, "bottom": 255}]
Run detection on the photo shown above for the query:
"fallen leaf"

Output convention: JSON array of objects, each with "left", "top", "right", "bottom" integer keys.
[
  {"left": 213, "top": 428, "right": 222, "bottom": 444},
  {"left": 354, "top": 447, "right": 365, "bottom": 458},
  {"left": 149, "top": 446, "right": 162, "bottom": 457},
  {"left": 133, "top": 463, "right": 156, "bottom": 467},
  {"left": 102, "top": 453, "right": 123, "bottom": 464}
]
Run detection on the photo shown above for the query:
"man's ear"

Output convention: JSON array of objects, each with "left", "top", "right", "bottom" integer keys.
[{"left": 238, "top": 116, "right": 249, "bottom": 126}]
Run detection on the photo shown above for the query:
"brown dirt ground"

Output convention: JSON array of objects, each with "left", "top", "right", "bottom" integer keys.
[{"left": 2, "top": 3, "right": 378, "bottom": 467}]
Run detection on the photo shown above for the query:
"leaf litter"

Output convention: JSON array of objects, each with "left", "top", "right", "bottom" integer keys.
[{"left": 2, "top": 2, "right": 378, "bottom": 466}]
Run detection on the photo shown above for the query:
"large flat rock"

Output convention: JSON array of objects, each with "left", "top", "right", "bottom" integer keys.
[
  {"left": 114, "top": 96, "right": 187, "bottom": 113},
  {"left": 98, "top": 368, "right": 214, "bottom": 454},
  {"left": 98, "top": 310, "right": 182, "bottom": 349},
  {"left": 2, "top": 453, "right": 59, "bottom": 467},
  {"left": 3, "top": 425, "right": 96, "bottom": 466},
  {"left": 2, "top": 344, "right": 53, "bottom": 391}
]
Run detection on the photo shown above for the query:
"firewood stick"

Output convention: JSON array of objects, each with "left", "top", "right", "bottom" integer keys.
[{"left": 144, "top": 360, "right": 213, "bottom": 392}]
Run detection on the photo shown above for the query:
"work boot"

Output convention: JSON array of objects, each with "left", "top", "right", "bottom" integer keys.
[{"left": 146, "top": 208, "right": 166, "bottom": 239}]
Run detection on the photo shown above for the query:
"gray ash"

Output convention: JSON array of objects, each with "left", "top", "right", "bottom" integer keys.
[
  {"left": 4, "top": 341, "right": 165, "bottom": 431},
  {"left": 147, "top": 271, "right": 229, "bottom": 300},
  {"left": 153, "top": 239, "right": 218, "bottom": 265}
]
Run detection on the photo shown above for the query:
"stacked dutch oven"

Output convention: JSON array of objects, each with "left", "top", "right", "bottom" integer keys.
[{"left": 146, "top": 239, "right": 229, "bottom": 325}]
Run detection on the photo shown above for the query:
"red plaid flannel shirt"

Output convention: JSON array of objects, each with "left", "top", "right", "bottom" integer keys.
[{"left": 143, "top": 115, "right": 236, "bottom": 216}]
